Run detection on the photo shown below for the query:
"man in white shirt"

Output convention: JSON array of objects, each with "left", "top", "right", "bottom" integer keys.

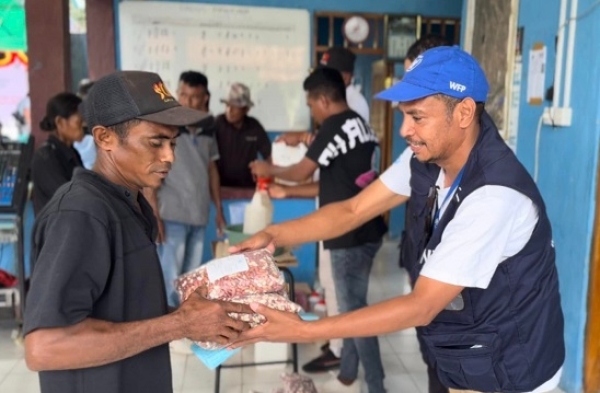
[{"left": 229, "top": 46, "right": 565, "bottom": 393}]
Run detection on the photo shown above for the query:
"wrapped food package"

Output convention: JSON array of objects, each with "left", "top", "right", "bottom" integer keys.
[
  {"left": 175, "top": 249, "right": 285, "bottom": 301},
  {"left": 175, "top": 249, "right": 302, "bottom": 350}
]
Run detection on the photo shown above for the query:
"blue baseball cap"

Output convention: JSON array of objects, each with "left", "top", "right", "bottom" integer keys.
[{"left": 375, "top": 46, "right": 489, "bottom": 103}]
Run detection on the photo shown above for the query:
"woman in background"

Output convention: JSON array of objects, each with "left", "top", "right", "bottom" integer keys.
[{"left": 32, "top": 92, "right": 84, "bottom": 215}]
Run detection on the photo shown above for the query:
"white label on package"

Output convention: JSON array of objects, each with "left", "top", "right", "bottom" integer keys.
[{"left": 206, "top": 254, "right": 249, "bottom": 282}]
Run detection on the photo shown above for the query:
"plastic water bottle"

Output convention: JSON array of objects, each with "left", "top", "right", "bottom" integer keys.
[
  {"left": 308, "top": 291, "right": 321, "bottom": 312},
  {"left": 243, "top": 177, "right": 274, "bottom": 234},
  {"left": 313, "top": 299, "right": 327, "bottom": 318}
]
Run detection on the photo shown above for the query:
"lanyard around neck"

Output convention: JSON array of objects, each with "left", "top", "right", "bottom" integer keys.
[{"left": 433, "top": 167, "right": 465, "bottom": 228}]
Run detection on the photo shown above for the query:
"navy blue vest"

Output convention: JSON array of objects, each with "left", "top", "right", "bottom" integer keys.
[{"left": 404, "top": 112, "right": 565, "bottom": 392}]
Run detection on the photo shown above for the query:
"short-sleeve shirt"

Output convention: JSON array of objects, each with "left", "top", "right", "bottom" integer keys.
[
  {"left": 306, "top": 109, "right": 387, "bottom": 249},
  {"left": 214, "top": 114, "right": 271, "bottom": 188},
  {"left": 32, "top": 135, "right": 83, "bottom": 215},
  {"left": 379, "top": 147, "right": 539, "bottom": 289},
  {"left": 158, "top": 116, "right": 219, "bottom": 226},
  {"left": 24, "top": 168, "right": 172, "bottom": 393}
]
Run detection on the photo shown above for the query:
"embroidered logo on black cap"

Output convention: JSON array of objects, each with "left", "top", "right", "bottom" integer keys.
[{"left": 153, "top": 82, "right": 174, "bottom": 103}]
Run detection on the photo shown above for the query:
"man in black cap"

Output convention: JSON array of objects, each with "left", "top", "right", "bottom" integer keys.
[
  {"left": 23, "top": 71, "right": 251, "bottom": 393},
  {"left": 320, "top": 47, "right": 369, "bottom": 122},
  {"left": 143, "top": 71, "right": 227, "bottom": 335}
]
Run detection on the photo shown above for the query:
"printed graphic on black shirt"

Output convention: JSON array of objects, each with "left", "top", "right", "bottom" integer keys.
[{"left": 306, "top": 110, "right": 387, "bottom": 249}]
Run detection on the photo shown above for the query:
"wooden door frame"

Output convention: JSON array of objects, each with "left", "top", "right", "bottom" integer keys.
[{"left": 585, "top": 168, "right": 600, "bottom": 392}]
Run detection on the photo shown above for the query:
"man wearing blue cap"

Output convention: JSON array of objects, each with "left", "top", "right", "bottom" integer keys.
[{"left": 229, "top": 46, "right": 565, "bottom": 393}]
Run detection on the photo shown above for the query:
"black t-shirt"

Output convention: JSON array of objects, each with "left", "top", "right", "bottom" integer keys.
[
  {"left": 24, "top": 168, "right": 172, "bottom": 393},
  {"left": 31, "top": 135, "right": 83, "bottom": 216},
  {"left": 306, "top": 110, "right": 387, "bottom": 249},
  {"left": 214, "top": 114, "right": 271, "bottom": 188}
]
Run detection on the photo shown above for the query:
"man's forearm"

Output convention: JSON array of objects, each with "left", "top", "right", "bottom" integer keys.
[
  {"left": 297, "top": 294, "right": 431, "bottom": 342},
  {"left": 282, "top": 183, "right": 319, "bottom": 198},
  {"left": 265, "top": 199, "right": 362, "bottom": 247},
  {"left": 296, "top": 278, "right": 464, "bottom": 342},
  {"left": 268, "top": 165, "right": 310, "bottom": 182},
  {"left": 260, "top": 179, "right": 405, "bottom": 249},
  {"left": 26, "top": 314, "right": 185, "bottom": 371}
]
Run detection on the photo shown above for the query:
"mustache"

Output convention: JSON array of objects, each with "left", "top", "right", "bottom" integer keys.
[{"left": 405, "top": 138, "right": 425, "bottom": 146}]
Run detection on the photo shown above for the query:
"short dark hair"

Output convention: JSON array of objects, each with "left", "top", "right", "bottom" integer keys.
[
  {"left": 39, "top": 92, "right": 82, "bottom": 131},
  {"left": 179, "top": 71, "right": 208, "bottom": 88},
  {"left": 303, "top": 67, "right": 346, "bottom": 103},
  {"left": 406, "top": 35, "right": 450, "bottom": 61},
  {"left": 107, "top": 119, "right": 142, "bottom": 140},
  {"left": 434, "top": 94, "right": 485, "bottom": 124}
]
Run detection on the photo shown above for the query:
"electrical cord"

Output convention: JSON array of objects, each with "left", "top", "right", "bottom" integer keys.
[
  {"left": 557, "top": 0, "right": 600, "bottom": 32},
  {"left": 531, "top": 1, "right": 599, "bottom": 184},
  {"left": 534, "top": 114, "right": 545, "bottom": 183},
  {"left": 534, "top": 0, "right": 600, "bottom": 183}
]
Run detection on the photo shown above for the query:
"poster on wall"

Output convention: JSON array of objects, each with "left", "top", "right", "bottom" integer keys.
[
  {"left": 0, "top": 51, "right": 29, "bottom": 142},
  {"left": 507, "top": 55, "right": 522, "bottom": 152},
  {"left": 527, "top": 43, "right": 546, "bottom": 105}
]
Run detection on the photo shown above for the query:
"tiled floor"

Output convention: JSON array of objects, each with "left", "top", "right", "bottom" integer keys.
[{"left": 0, "top": 241, "right": 566, "bottom": 393}]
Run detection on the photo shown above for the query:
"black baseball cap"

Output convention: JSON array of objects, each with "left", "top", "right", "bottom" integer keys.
[
  {"left": 319, "top": 47, "right": 356, "bottom": 73},
  {"left": 83, "top": 71, "right": 207, "bottom": 130}
]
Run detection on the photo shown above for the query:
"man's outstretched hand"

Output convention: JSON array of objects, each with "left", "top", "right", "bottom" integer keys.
[{"left": 228, "top": 231, "right": 276, "bottom": 254}]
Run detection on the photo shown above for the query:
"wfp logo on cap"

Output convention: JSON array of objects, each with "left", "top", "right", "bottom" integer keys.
[
  {"left": 153, "top": 82, "right": 174, "bottom": 103},
  {"left": 406, "top": 55, "right": 423, "bottom": 72},
  {"left": 449, "top": 81, "right": 467, "bottom": 93}
]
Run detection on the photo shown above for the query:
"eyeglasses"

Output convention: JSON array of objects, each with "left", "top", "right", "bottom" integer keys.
[{"left": 424, "top": 185, "right": 438, "bottom": 244}]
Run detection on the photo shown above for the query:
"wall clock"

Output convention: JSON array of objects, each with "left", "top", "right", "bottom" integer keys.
[{"left": 343, "top": 16, "right": 370, "bottom": 44}]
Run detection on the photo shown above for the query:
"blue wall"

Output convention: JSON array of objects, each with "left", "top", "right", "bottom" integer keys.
[
  {"left": 517, "top": 1, "right": 600, "bottom": 391},
  {"left": 118, "top": 0, "right": 463, "bottom": 15},
  {"left": 462, "top": 1, "right": 600, "bottom": 391}
]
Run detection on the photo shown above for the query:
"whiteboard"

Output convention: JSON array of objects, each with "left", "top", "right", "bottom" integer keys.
[{"left": 118, "top": 1, "right": 311, "bottom": 131}]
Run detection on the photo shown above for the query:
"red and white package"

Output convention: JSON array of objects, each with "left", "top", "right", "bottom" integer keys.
[
  {"left": 175, "top": 249, "right": 285, "bottom": 301},
  {"left": 196, "top": 291, "right": 303, "bottom": 350},
  {"left": 175, "top": 249, "right": 302, "bottom": 350}
]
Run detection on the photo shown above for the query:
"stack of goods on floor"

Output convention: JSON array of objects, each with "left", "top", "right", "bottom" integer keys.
[{"left": 175, "top": 249, "right": 302, "bottom": 350}]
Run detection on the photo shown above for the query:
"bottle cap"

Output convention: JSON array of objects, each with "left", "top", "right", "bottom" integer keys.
[{"left": 257, "top": 177, "right": 272, "bottom": 191}]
